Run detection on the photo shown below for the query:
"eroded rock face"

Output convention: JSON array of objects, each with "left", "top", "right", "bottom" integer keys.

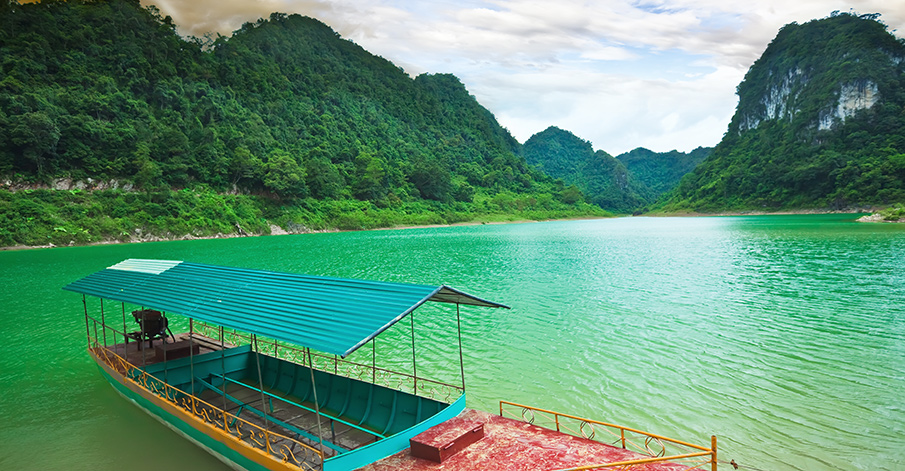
[
  {"left": 740, "top": 73, "right": 880, "bottom": 133},
  {"left": 818, "top": 80, "right": 880, "bottom": 130},
  {"left": 739, "top": 68, "right": 805, "bottom": 132}
]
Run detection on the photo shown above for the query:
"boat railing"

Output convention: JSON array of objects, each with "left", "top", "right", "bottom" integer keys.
[
  {"left": 499, "top": 401, "right": 717, "bottom": 471},
  {"left": 194, "top": 321, "right": 464, "bottom": 404},
  {"left": 84, "top": 315, "right": 326, "bottom": 471}
]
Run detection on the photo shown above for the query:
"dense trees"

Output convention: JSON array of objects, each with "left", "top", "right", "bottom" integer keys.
[
  {"left": 0, "top": 0, "right": 606, "bottom": 245},
  {"left": 522, "top": 126, "right": 707, "bottom": 213},
  {"left": 0, "top": 1, "right": 565, "bottom": 200},
  {"left": 615, "top": 147, "right": 710, "bottom": 197},
  {"left": 660, "top": 13, "right": 905, "bottom": 212}
]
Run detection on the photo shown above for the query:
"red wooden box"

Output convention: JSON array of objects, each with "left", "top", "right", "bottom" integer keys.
[{"left": 410, "top": 418, "right": 485, "bottom": 463}]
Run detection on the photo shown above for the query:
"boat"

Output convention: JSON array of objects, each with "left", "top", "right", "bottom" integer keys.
[{"left": 65, "top": 259, "right": 718, "bottom": 471}]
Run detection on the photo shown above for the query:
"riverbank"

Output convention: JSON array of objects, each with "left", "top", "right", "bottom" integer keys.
[
  {"left": 0, "top": 214, "right": 610, "bottom": 251},
  {"left": 0, "top": 187, "right": 610, "bottom": 250},
  {"left": 642, "top": 207, "right": 876, "bottom": 217}
]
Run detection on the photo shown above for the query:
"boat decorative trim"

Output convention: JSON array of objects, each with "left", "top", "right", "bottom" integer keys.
[
  {"left": 91, "top": 344, "right": 325, "bottom": 470},
  {"left": 499, "top": 401, "right": 718, "bottom": 471}
]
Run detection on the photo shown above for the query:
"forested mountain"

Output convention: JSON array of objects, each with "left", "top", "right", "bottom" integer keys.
[
  {"left": 661, "top": 12, "right": 905, "bottom": 212},
  {"left": 0, "top": 0, "right": 604, "bottom": 246},
  {"left": 523, "top": 126, "right": 651, "bottom": 213},
  {"left": 615, "top": 147, "right": 711, "bottom": 197}
]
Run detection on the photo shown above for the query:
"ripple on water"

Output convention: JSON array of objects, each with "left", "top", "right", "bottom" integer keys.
[{"left": 1, "top": 215, "right": 904, "bottom": 471}]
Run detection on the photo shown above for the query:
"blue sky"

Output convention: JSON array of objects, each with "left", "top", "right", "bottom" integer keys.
[{"left": 148, "top": 0, "right": 905, "bottom": 155}]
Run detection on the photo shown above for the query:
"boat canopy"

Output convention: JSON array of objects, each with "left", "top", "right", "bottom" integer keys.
[{"left": 64, "top": 259, "right": 508, "bottom": 357}]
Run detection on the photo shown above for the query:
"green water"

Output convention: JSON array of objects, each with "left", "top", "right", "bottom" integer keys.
[{"left": 1, "top": 214, "right": 903, "bottom": 471}]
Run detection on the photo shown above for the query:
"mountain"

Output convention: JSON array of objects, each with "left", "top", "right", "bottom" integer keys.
[
  {"left": 614, "top": 147, "right": 711, "bottom": 198},
  {"left": 0, "top": 0, "right": 606, "bottom": 247},
  {"left": 0, "top": 0, "right": 566, "bottom": 204},
  {"left": 523, "top": 126, "right": 651, "bottom": 213},
  {"left": 661, "top": 12, "right": 905, "bottom": 212}
]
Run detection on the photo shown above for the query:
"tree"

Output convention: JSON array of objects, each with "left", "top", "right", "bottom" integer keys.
[
  {"left": 9, "top": 112, "right": 60, "bottom": 176},
  {"left": 263, "top": 150, "right": 307, "bottom": 197}
]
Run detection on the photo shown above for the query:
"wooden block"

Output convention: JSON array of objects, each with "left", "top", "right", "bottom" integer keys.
[
  {"left": 410, "top": 418, "right": 484, "bottom": 463},
  {"left": 155, "top": 339, "right": 200, "bottom": 362}
]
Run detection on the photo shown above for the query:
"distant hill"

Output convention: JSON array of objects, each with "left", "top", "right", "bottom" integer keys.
[
  {"left": 660, "top": 12, "right": 905, "bottom": 212},
  {"left": 523, "top": 126, "right": 651, "bottom": 213},
  {"left": 614, "top": 147, "right": 711, "bottom": 198}
]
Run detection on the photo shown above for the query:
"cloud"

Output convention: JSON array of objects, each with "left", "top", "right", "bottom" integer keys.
[{"left": 142, "top": 0, "right": 905, "bottom": 154}]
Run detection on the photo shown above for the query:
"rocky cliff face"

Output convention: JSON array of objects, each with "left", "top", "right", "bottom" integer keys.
[
  {"left": 659, "top": 12, "right": 905, "bottom": 212},
  {"left": 739, "top": 68, "right": 805, "bottom": 132},
  {"left": 730, "top": 13, "right": 903, "bottom": 137},
  {"left": 739, "top": 70, "right": 887, "bottom": 133},
  {"left": 818, "top": 80, "right": 880, "bottom": 130}
]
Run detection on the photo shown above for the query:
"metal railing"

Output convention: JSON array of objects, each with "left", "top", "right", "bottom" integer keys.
[
  {"left": 194, "top": 321, "right": 464, "bottom": 403},
  {"left": 86, "top": 316, "right": 325, "bottom": 470},
  {"left": 500, "top": 401, "right": 717, "bottom": 471}
]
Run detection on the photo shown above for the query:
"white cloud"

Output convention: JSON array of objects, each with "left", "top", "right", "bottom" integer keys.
[{"left": 142, "top": 0, "right": 905, "bottom": 154}]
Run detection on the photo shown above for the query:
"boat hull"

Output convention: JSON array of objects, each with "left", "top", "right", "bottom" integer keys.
[
  {"left": 90, "top": 347, "right": 467, "bottom": 471},
  {"left": 91, "top": 349, "right": 297, "bottom": 471}
]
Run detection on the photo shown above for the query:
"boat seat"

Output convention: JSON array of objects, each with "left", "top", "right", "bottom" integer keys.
[{"left": 126, "top": 309, "right": 175, "bottom": 348}]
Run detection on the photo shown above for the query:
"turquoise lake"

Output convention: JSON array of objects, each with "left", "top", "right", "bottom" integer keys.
[{"left": 1, "top": 214, "right": 903, "bottom": 471}]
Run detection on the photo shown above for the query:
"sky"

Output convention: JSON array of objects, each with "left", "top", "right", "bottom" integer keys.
[{"left": 145, "top": 0, "right": 905, "bottom": 156}]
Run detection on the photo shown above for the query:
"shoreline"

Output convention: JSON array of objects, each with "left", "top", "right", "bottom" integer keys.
[
  {"left": 641, "top": 208, "right": 874, "bottom": 217},
  {"left": 0, "top": 217, "right": 598, "bottom": 252},
  {"left": 3, "top": 209, "right": 898, "bottom": 252}
]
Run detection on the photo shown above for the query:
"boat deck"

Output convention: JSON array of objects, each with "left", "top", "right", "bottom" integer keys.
[
  {"left": 102, "top": 332, "right": 225, "bottom": 367},
  {"left": 99, "top": 337, "right": 696, "bottom": 471},
  {"left": 192, "top": 377, "right": 381, "bottom": 456},
  {"left": 362, "top": 409, "right": 692, "bottom": 471},
  {"left": 100, "top": 335, "right": 386, "bottom": 463}
]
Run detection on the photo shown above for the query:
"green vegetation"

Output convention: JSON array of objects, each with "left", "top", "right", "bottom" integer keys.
[
  {"left": 523, "top": 126, "right": 650, "bottom": 213},
  {"left": 615, "top": 147, "right": 711, "bottom": 197},
  {"left": 0, "top": 0, "right": 605, "bottom": 246},
  {"left": 0, "top": 187, "right": 606, "bottom": 247},
  {"left": 660, "top": 13, "right": 905, "bottom": 212},
  {"left": 523, "top": 127, "right": 708, "bottom": 213},
  {"left": 878, "top": 203, "right": 905, "bottom": 221}
]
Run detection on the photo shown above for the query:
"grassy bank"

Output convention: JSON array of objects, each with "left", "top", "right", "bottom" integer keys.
[{"left": 0, "top": 188, "right": 610, "bottom": 248}]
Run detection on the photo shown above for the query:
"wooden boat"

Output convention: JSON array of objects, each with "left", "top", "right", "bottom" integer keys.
[{"left": 66, "top": 259, "right": 718, "bottom": 471}]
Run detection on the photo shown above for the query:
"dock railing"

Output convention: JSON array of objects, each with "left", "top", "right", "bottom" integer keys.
[
  {"left": 194, "top": 321, "right": 464, "bottom": 403},
  {"left": 500, "top": 401, "right": 717, "bottom": 471},
  {"left": 85, "top": 315, "right": 325, "bottom": 471}
]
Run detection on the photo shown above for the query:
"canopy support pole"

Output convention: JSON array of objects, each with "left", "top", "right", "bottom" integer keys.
[
  {"left": 253, "top": 334, "right": 270, "bottom": 431},
  {"left": 410, "top": 311, "right": 418, "bottom": 394},
  {"left": 121, "top": 302, "right": 127, "bottom": 357},
  {"left": 140, "top": 309, "right": 146, "bottom": 368},
  {"left": 457, "top": 303, "right": 465, "bottom": 391},
  {"left": 189, "top": 319, "right": 194, "bottom": 394},
  {"left": 82, "top": 295, "right": 89, "bottom": 349},
  {"left": 220, "top": 326, "right": 228, "bottom": 414},
  {"left": 306, "top": 348, "right": 326, "bottom": 453},
  {"left": 100, "top": 299, "right": 107, "bottom": 348},
  {"left": 162, "top": 311, "right": 168, "bottom": 387},
  {"left": 372, "top": 337, "right": 376, "bottom": 384}
]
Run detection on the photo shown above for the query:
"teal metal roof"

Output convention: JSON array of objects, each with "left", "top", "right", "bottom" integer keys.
[{"left": 64, "top": 259, "right": 508, "bottom": 357}]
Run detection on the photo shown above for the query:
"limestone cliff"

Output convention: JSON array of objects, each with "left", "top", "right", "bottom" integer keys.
[{"left": 660, "top": 12, "right": 905, "bottom": 212}]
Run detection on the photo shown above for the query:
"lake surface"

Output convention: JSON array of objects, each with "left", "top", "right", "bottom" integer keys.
[{"left": 1, "top": 214, "right": 903, "bottom": 471}]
